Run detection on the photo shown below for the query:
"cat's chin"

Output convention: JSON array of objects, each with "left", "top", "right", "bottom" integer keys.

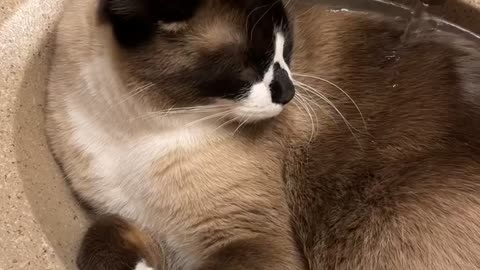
[
  {"left": 230, "top": 105, "right": 284, "bottom": 123},
  {"left": 213, "top": 98, "right": 284, "bottom": 123},
  {"left": 214, "top": 95, "right": 287, "bottom": 123}
]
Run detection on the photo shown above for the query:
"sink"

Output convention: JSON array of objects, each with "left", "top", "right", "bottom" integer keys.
[{"left": 1, "top": 0, "right": 479, "bottom": 269}]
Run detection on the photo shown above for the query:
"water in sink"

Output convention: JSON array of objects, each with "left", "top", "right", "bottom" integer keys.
[
  {"left": 308, "top": 0, "right": 480, "bottom": 42},
  {"left": 302, "top": 0, "right": 480, "bottom": 90}
]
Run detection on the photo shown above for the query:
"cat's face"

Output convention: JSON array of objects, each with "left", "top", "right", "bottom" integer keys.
[{"left": 100, "top": 0, "right": 294, "bottom": 122}]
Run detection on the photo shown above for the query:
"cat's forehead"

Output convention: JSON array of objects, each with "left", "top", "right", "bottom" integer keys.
[
  {"left": 101, "top": 0, "right": 291, "bottom": 48},
  {"left": 192, "top": 0, "right": 290, "bottom": 35},
  {"left": 191, "top": 0, "right": 289, "bottom": 20},
  {"left": 190, "top": 0, "right": 292, "bottom": 56}
]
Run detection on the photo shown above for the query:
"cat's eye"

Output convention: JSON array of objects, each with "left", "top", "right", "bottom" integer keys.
[{"left": 240, "top": 68, "right": 260, "bottom": 83}]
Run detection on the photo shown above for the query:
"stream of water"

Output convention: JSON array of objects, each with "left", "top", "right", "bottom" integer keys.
[
  {"left": 314, "top": 0, "right": 480, "bottom": 43},
  {"left": 401, "top": 1, "right": 429, "bottom": 42}
]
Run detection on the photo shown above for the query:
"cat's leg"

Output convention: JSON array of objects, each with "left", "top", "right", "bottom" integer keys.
[
  {"left": 288, "top": 164, "right": 480, "bottom": 269},
  {"left": 77, "top": 216, "right": 163, "bottom": 270},
  {"left": 199, "top": 236, "right": 306, "bottom": 270}
]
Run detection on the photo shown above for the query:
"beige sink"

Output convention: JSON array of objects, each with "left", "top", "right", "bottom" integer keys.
[{"left": 0, "top": 0, "right": 479, "bottom": 269}]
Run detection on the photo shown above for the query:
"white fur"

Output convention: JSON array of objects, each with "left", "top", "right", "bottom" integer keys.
[
  {"left": 134, "top": 260, "right": 154, "bottom": 270},
  {"left": 273, "top": 33, "right": 293, "bottom": 79},
  {"left": 69, "top": 111, "right": 224, "bottom": 269},
  {"left": 68, "top": 56, "right": 248, "bottom": 268},
  {"left": 69, "top": 103, "right": 213, "bottom": 269},
  {"left": 233, "top": 32, "right": 293, "bottom": 121},
  {"left": 68, "top": 101, "right": 222, "bottom": 214},
  {"left": 69, "top": 58, "right": 228, "bottom": 219}
]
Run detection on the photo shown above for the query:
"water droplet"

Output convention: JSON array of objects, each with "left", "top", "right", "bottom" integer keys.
[
  {"left": 330, "top": 8, "right": 350, "bottom": 13},
  {"left": 385, "top": 50, "right": 401, "bottom": 63}
]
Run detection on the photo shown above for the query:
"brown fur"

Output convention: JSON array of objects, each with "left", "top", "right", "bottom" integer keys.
[
  {"left": 286, "top": 4, "right": 480, "bottom": 269},
  {"left": 77, "top": 216, "right": 163, "bottom": 269},
  {"left": 46, "top": 0, "right": 480, "bottom": 269}
]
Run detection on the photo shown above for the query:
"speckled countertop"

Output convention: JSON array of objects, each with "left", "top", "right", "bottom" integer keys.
[
  {"left": 0, "top": 0, "right": 87, "bottom": 269},
  {"left": 0, "top": 0, "right": 479, "bottom": 269}
]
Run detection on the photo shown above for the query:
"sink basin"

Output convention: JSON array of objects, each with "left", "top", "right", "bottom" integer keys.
[{"left": 1, "top": 0, "right": 479, "bottom": 269}]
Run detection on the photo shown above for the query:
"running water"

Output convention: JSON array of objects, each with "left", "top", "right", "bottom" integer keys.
[
  {"left": 314, "top": 0, "right": 480, "bottom": 91},
  {"left": 319, "top": 0, "right": 479, "bottom": 43},
  {"left": 401, "top": 1, "right": 429, "bottom": 42}
]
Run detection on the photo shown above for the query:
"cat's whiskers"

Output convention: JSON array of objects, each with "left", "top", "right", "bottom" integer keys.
[
  {"left": 292, "top": 72, "right": 368, "bottom": 131},
  {"left": 211, "top": 115, "right": 240, "bottom": 136},
  {"left": 115, "top": 82, "right": 155, "bottom": 107},
  {"left": 299, "top": 87, "right": 340, "bottom": 127},
  {"left": 184, "top": 109, "right": 235, "bottom": 128},
  {"left": 134, "top": 105, "right": 231, "bottom": 121},
  {"left": 233, "top": 114, "right": 252, "bottom": 136},
  {"left": 295, "top": 6, "right": 316, "bottom": 20},
  {"left": 293, "top": 93, "right": 316, "bottom": 143},
  {"left": 294, "top": 80, "right": 357, "bottom": 131},
  {"left": 294, "top": 82, "right": 363, "bottom": 148},
  {"left": 297, "top": 92, "right": 319, "bottom": 141},
  {"left": 212, "top": 115, "right": 239, "bottom": 134},
  {"left": 89, "top": 82, "right": 156, "bottom": 125}
]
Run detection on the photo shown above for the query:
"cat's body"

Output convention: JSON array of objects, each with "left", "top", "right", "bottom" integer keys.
[
  {"left": 48, "top": 0, "right": 303, "bottom": 268},
  {"left": 288, "top": 7, "right": 480, "bottom": 269},
  {"left": 46, "top": 0, "right": 480, "bottom": 269}
]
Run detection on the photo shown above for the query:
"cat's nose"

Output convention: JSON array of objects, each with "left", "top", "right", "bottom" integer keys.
[{"left": 270, "top": 64, "right": 295, "bottom": 105}]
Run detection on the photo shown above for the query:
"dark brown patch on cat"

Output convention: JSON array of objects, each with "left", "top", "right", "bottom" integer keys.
[
  {"left": 106, "top": 0, "right": 293, "bottom": 103},
  {"left": 98, "top": 0, "right": 201, "bottom": 46},
  {"left": 77, "top": 216, "right": 161, "bottom": 270}
]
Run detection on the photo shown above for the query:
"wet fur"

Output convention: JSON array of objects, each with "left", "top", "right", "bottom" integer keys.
[{"left": 46, "top": 0, "right": 480, "bottom": 269}]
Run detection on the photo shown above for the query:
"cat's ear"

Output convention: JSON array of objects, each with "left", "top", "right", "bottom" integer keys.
[{"left": 99, "top": 0, "right": 201, "bottom": 46}]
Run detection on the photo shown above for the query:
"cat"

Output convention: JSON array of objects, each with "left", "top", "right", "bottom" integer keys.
[{"left": 46, "top": 0, "right": 480, "bottom": 269}]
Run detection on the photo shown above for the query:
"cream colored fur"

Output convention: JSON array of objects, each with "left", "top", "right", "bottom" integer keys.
[{"left": 46, "top": 0, "right": 304, "bottom": 268}]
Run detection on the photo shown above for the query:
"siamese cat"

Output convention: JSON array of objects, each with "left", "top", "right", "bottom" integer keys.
[{"left": 46, "top": 0, "right": 480, "bottom": 269}]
